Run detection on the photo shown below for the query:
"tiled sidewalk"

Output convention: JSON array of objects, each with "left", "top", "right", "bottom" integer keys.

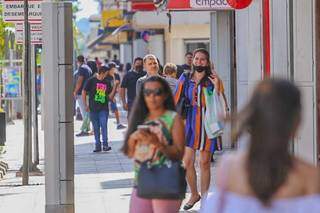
[{"left": 0, "top": 115, "right": 219, "bottom": 213}]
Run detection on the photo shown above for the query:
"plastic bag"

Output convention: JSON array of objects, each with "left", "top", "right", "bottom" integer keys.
[{"left": 203, "top": 88, "right": 224, "bottom": 139}]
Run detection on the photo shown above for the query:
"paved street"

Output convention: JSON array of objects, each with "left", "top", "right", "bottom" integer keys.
[{"left": 0, "top": 111, "right": 219, "bottom": 213}]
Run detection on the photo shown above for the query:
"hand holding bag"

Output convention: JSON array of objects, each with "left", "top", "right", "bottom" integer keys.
[{"left": 137, "top": 157, "right": 187, "bottom": 200}]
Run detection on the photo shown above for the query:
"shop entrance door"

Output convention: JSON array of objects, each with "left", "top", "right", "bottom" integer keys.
[{"left": 210, "top": 11, "right": 236, "bottom": 149}]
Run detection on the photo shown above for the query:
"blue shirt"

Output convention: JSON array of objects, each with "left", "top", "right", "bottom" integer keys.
[{"left": 75, "top": 65, "right": 91, "bottom": 95}]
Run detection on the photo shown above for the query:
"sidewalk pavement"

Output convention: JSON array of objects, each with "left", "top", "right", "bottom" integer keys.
[{"left": 0, "top": 111, "right": 220, "bottom": 213}]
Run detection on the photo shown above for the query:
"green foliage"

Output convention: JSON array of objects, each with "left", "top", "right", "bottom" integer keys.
[
  {"left": 0, "top": 5, "right": 21, "bottom": 61},
  {"left": 72, "top": 2, "right": 84, "bottom": 55},
  {"left": 0, "top": 5, "right": 14, "bottom": 60}
]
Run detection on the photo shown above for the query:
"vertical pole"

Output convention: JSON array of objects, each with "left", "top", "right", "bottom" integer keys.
[
  {"left": 32, "top": 45, "right": 39, "bottom": 165},
  {"left": 263, "top": 0, "right": 271, "bottom": 78},
  {"left": 22, "top": 0, "right": 30, "bottom": 185},
  {"left": 316, "top": 0, "right": 320, "bottom": 164},
  {"left": 288, "top": 0, "right": 295, "bottom": 154},
  {"left": 7, "top": 50, "right": 14, "bottom": 124},
  {"left": 230, "top": 11, "right": 237, "bottom": 148},
  {"left": 43, "top": 2, "right": 74, "bottom": 212}
]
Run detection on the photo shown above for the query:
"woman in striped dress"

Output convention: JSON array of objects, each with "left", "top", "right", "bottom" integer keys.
[{"left": 174, "top": 48, "right": 220, "bottom": 210}]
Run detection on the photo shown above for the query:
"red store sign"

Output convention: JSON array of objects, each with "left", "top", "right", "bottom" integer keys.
[{"left": 129, "top": 0, "right": 252, "bottom": 11}]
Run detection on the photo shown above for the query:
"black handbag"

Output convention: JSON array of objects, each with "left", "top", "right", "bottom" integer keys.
[
  {"left": 176, "top": 73, "right": 191, "bottom": 119},
  {"left": 137, "top": 159, "right": 187, "bottom": 199}
]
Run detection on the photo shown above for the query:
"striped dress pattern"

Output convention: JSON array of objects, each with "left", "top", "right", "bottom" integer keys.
[{"left": 174, "top": 74, "right": 217, "bottom": 153}]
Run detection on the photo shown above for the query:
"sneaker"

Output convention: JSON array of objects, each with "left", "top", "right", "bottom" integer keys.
[
  {"left": 93, "top": 148, "right": 102, "bottom": 153},
  {"left": 103, "top": 146, "right": 112, "bottom": 152},
  {"left": 76, "top": 131, "right": 89, "bottom": 137},
  {"left": 116, "top": 124, "right": 126, "bottom": 129}
]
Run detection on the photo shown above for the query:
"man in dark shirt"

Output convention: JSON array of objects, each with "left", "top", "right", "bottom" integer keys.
[
  {"left": 82, "top": 65, "right": 118, "bottom": 152},
  {"left": 73, "top": 55, "right": 91, "bottom": 137},
  {"left": 112, "top": 54, "right": 120, "bottom": 65},
  {"left": 120, "top": 57, "right": 146, "bottom": 116},
  {"left": 104, "top": 62, "right": 126, "bottom": 129},
  {"left": 177, "top": 52, "right": 193, "bottom": 78}
]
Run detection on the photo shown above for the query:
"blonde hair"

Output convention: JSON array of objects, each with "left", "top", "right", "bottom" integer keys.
[
  {"left": 163, "top": 63, "right": 177, "bottom": 75},
  {"left": 143, "top": 54, "right": 157, "bottom": 63}
]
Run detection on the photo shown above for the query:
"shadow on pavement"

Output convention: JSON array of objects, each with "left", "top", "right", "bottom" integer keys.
[
  {"left": 100, "top": 178, "right": 133, "bottom": 189},
  {"left": 74, "top": 140, "right": 131, "bottom": 175}
]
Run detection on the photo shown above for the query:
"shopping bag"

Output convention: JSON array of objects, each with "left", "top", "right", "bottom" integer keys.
[{"left": 203, "top": 88, "right": 224, "bottom": 139}]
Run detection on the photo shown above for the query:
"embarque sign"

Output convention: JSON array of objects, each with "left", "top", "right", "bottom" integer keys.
[{"left": 3, "top": 0, "right": 42, "bottom": 23}]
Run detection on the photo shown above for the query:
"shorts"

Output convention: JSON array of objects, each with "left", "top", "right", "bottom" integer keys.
[{"left": 109, "top": 100, "right": 118, "bottom": 113}]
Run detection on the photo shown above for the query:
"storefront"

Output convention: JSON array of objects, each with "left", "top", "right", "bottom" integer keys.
[
  {"left": 158, "top": 0, "right": 319, "bottom": 164},
  {"left": 235, "top": 0, "right": 318, "bottom": 165}
]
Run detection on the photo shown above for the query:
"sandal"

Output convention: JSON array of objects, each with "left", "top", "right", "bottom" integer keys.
[{"left": 183, "top": 195, "right": 201, "bottom": 210}]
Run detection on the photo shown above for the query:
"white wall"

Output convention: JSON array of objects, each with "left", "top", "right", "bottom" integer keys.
[
  {"left": 133, "top": 11, "right": 211, "bottom": 27},
  {"left": 148, "top": 34, "right": 164, "bottom": 65},
  {"left": 210, "top": 11, "right": 232, "bottom": 148},
  {"left": 166, "top": 24, "right": 210, "bottom": 64},
  {"left": 292, "top": 0, "right": 317, "bottom": 164},
  {"left": 133, "top": 11, "right": 211, "bottom": 64},
  {"left": 270, "top": 0, "right": 290, "bottom": 78},
  {"left": 120, "top": 43, "right": 132, "bottom": 64},
  {"left": 235, "top": 0, "right": 318, "bottom": 164},
  {"left": 133, "top": 39, "right": 148, "bottom": 59},
  {"left": 132, "top": 35, "right": 164, "bottom": 64},
  {"left": 235, "top": 0, "right": 264, "bottom": 111}
]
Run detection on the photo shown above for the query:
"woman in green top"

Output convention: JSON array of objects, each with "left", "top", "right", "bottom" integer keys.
[{"left": 122, "top": 76, "right": 185, "bottom": 213}]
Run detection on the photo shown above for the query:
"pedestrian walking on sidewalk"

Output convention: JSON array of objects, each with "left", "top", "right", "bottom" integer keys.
[
  {"left": 136, "top": 54, "right": 161, "bottom": 95},
  {"left": 105, "top": 62, "right": 126, "bottom": 129},
  {"left": 87, "top": 60, "right": 98, "bottom": 76},
  {"left": 177, "top": 52, "right": 193, "bottom": 78},
  {"left": 202, "top": 79, "right": 320, "bottom": 213},
  {"left": 82, "top": 65, "right": 118, "bottom": 152},
  {"left": 174, "top": 48, "right": 221, "bottom": 210},
  {"left": 163, "top": 63, "right": 178, "bottom": 93},
  {"left": 74, "top": 55, "right": 92, "bottom": 137},
  {"left": 122, "top": 76, "right": 186, "bottom": 213},
  {"left": 120, "top": 57, "right": 146, "bottom": 117}
]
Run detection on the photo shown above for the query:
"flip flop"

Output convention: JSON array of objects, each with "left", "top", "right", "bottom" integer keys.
[{"left": 183, "top": 195, "right": 201, "bottom": 210}]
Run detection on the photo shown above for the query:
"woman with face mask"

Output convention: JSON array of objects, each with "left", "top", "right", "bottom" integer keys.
[{"left": 174, "top": 48, "right": 220, "bottom": 210}]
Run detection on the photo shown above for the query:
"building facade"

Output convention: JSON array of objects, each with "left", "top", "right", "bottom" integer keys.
[
  {"left": 211, "top": 0, "right": 319, "bottom": 165},
  {"left": 132, "top": 11, "right": 211, "bottom": 65}
]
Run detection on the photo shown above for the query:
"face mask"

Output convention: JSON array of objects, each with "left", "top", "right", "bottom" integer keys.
[
  {"left": 135, "top": 65, "right": 143, "bottom": 71},
  {"left": 194, "top": 65, "right": 210, "bottom": 73}
]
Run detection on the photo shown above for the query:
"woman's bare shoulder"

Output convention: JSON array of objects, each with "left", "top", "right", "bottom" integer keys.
[{"left": 294, "top": 158, "right": 320, "bottom": 194}]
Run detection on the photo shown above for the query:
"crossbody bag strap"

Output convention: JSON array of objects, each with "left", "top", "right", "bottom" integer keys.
[{"left": 183, "top": 72, "right": 191, "bottom": 105}]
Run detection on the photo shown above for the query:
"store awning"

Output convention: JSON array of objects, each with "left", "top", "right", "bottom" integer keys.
[
  {"left": 87, "top": 30, "right": 128, "bottom": 49},
  {"left": 111, "top": 24, "right": 134, "bottom": 36}
]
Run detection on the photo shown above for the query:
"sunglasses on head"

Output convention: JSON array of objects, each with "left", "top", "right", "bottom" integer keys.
[{"left": 143, "top": 88, "right": 164, "bottom": 96}]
